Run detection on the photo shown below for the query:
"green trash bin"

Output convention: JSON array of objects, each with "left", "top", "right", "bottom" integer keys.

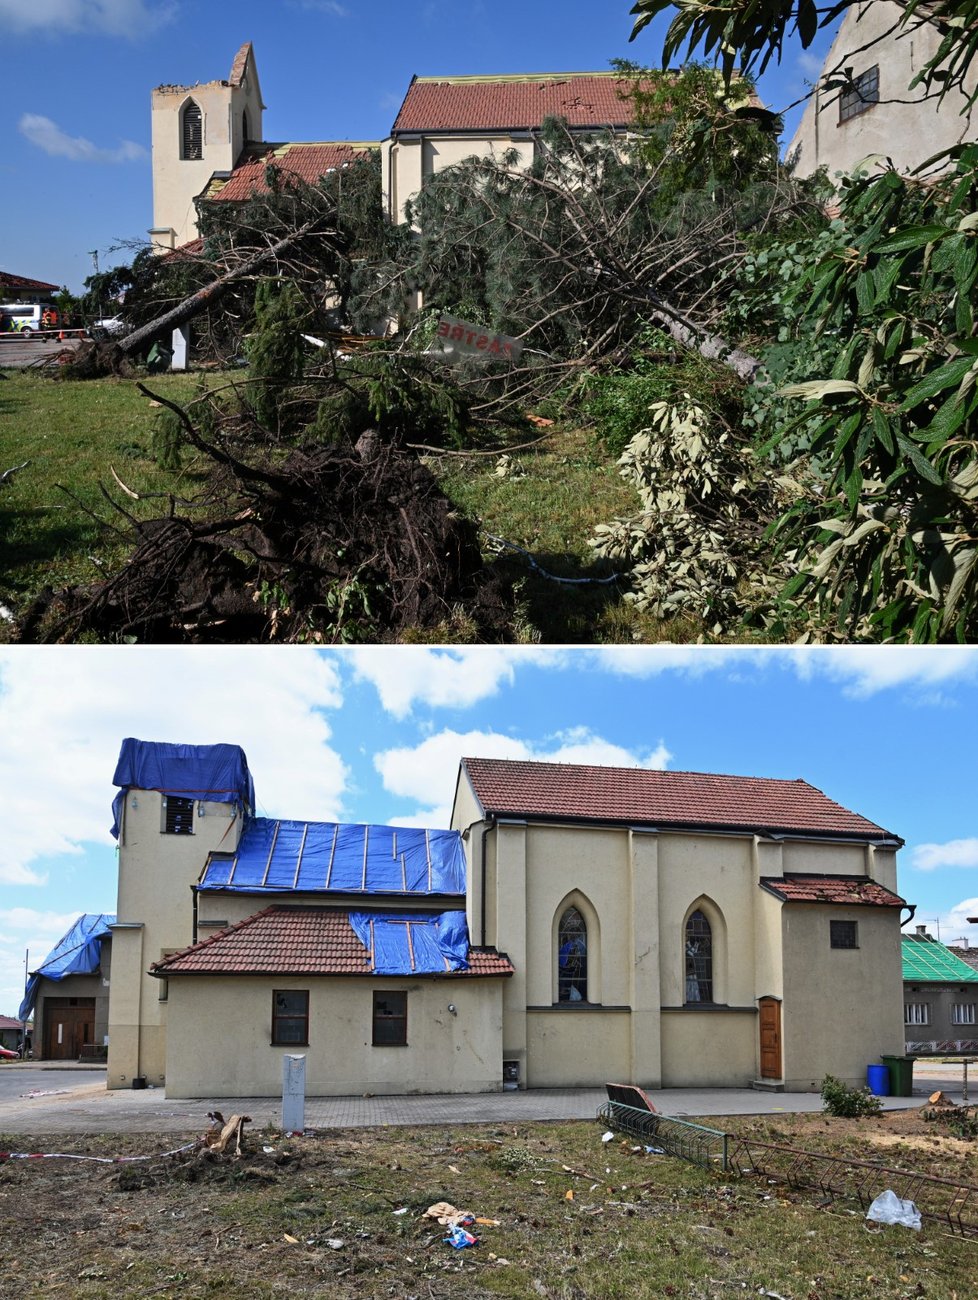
[{"left": 880, "top": 1054, "right": 914, "bottom": 1097}]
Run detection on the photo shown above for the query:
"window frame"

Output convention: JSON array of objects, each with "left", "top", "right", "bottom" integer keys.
[
  {"left": 162, "top": 794, "right": 195, "bottom": 835},
  {"left": 951, "top": 1003, "right": 977, "bottom": 1026},
  {"left": 271, "top": 989, "right": 309, "bottom": 1046},
  {"left": 372, "top": 990, "right": 408, "bottom": 1047},
  {"left": 839, "top": 65, "right": 880, "bottom": 124},
  {"left": 556, "top": 905, "right": 588, "bottom": 1004},
  {"left": 181, "top": 99, "right": 203, "bottom": 161},
  {"left": 904, "top": 1001, "right": 930, "bottom": 1026},
  {"left": 684, "top": 909, "right": 714, "bottom": 1004},
  {"left": 830, "top": 919, "right": 859, "bottom": 950}
]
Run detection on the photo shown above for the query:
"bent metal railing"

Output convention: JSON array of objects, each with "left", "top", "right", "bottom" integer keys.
[{"left": 598, "top": 1102, "right": 978, "bottom": 1238}]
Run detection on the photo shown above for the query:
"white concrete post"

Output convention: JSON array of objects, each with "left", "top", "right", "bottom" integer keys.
[
  {"left": 282, "top": 1054, "right": 306, "bottom": 1133},
  {"left": 170, "top": 324, "right": 189, "bottom": 371}
]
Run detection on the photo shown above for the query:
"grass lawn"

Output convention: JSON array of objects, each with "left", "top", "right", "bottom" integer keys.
[
  {"left": 0, "top": 1111, "right": 973, "bottom": 1298},
  {"left": 0, "top": 371, "right": 215, "bottom": 611}
]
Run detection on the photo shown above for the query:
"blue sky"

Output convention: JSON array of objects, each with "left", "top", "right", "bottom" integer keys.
[
  {"left": 0, "top": 0, "right": 840, "bottom": 294},
  {"left": 2, "top": 645, "right": 977, "bottom": 1015}
]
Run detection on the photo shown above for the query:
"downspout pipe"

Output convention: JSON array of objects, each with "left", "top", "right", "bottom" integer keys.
[{"left": 481, "top": 816, "right": 495, "bottom": 949}]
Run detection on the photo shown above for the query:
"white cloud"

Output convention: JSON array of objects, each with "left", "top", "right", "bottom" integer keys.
[
  {"left": 289, "top": 0, "right": 349, "bottom": 13},
  {"left": 347, "top": 647, "right": 563, "bottom": 717},
  {"left": 787, "top": 646, "right": 978, "bottom": 696},
  {"left": 797, "top": 50, "right": 824, "bottom": 80},
  {"left": 0, "top": 647, "right": 348, "bottom": 886},
  {"left": 913, "top": 897, "right": 978, "bottom": 948},
  {"left": 911, "top": 838, "right": 978, "bottom": 872},
  {"left": 597, "top": 645, "right": 978, "bottom": 697},
  {"left": 374, "top": 726, "right": 671, "bottom": 826},
  {"left": 0, "top": 0, "right": 176, "bottom": 37},
  {"left": 19, "top": 114, "right": 146, "bottom": 164}
]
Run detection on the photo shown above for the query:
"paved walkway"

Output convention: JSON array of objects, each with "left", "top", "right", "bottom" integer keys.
[{"left": 0, "top": 1061, "right": 969, "bottom": 1138}]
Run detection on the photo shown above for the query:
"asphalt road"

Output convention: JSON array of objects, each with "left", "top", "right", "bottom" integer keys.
[
  {"left": 0, "top": 1064, "right": 100, "bottom": 1103},
  {"left": 0, "top": 336, "right": 84, "bottom": 370}
]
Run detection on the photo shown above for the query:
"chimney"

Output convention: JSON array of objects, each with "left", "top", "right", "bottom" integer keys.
[{"left": 915, "top": 924, "right": 929, "bottom": 937}]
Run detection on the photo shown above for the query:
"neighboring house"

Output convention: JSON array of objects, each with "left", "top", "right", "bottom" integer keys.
[
  {"left": 104, "top": 740, "right": 909, "bottom": 1097},
  {"left": 902, "top": 926, "right": 978, "bottom": 1053},
  {"left": 0, "top": 1014, "right": 30, "bottom": 1053},
  {"left": 451, "top": 757, "right": 907, "bottom": 1093},
  {"left": 19, "top": 915, "right": 114, "bottom": 1061},
  {"left": 0, "top": 271, "right": 59, "bottom": 303},
  {"left": 947, "top": 940, "right": 978, "bottom": 974},
  {"left": 789, "top": 1, "right": 978, "bottom": 178}
]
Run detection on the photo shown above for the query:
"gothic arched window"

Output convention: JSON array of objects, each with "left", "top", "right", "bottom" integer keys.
[
  {"left": 685, "top": 910, "right": 713, "bottom": 1003},
  {"left": 557, "top": 906, "right": 588, "bottom": 1003},
  {"left": 181, "top": 100, "right": 202, "bottom": 160}
]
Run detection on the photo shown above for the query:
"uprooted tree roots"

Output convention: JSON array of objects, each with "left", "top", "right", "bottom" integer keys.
[{"left": 17, "top": 417, "right": 512, "bottom": 644}]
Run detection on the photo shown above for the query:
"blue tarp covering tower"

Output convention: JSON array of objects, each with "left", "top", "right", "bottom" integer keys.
[
  {"left": 111, "top": 738, "right": 255, "bottom": 839},
  {"left": 19, "top": 913, "right": 115, "bottom": 1022},
  {"left": 197, "top": 818, "right": 467, "bottom": 896}
]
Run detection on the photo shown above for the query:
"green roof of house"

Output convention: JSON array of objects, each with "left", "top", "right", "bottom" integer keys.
[{"left": 902, "top": 935, "right": 978, "bottom": 983}]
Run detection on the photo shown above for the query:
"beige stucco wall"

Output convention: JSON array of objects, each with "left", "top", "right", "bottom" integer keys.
[
  {"left": 151, "top": 53, "right": 263, "bottom": 249},
  {"left": 107, "top": 791, "right": 244, "bottom": 1088},
  {"left": 660, "top": 1009, "right": 758, "bottom": 1086},
  {"left": 382, "top": 135, "right": 534, "bottom": 225},
  {"left": 162, "top": 975, "right": 504, "bottom": 1098},
  {"left": 789, "top": 2, "right": 977, "bottom": 178},
  {"left": 526, "top": 1008, "right": 631, "bottom": 1086},
  {"left": 780, "top": 904, "right": 905, "bottom": 1090}
]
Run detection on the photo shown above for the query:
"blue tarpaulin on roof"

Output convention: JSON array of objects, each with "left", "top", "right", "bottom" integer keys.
[
  {"left": 111, "top": 738, "right": 255, "bottom": 839},
  {"left": 197, "top": 819, "right": 466, "bottom": 896},
  {"left": 348, "top": 910, "right": 469, "bottom": 973},
  {"left": 18, "top": 913, "right": 115, "bottom": 1022}
]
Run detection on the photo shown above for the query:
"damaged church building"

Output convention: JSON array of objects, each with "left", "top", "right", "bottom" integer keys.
[{"left": 104, "top": 740, "right": 908, "bottom": 1098}]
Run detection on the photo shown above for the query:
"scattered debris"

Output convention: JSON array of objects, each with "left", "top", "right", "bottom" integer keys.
[
  {"left": 201, "top": 1112, "right": 251, "bottom": 1156},
  {"left": 865, "top": 1188, "right": 922, "bottom": 1231}
]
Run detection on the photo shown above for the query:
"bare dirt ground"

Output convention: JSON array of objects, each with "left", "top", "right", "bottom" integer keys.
[{"left": 1, "top": 1107, "right": 975, "bottom": 1300}]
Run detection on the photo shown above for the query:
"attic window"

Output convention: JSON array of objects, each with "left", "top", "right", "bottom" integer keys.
[
  {"left": 163, "top": 795, "right": 195, "bottom": 835},
  {"left": 839, "top": 66, "right": 879, "bottom": 124},
  {"left": 181, "top": 100, "right": 203, "bottom": 160}
]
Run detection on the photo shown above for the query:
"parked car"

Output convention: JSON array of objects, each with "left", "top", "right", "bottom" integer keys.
[
  {"left": 0, "top": 1045, "right": 19, "bottom": 1060},
  {"left": 88, "top": 317, "right": 127, "bottom": 340}
]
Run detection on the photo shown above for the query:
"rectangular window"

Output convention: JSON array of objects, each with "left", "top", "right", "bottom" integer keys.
[
  {"left": 952, "top": 1004, "right": 977, "bottom": 1026},
  {"left": 272, "top": 990, "right": 309, "bottom": 1045},
  {"left": 905, "top": 1002, "right": 930, "bottom": 1026},
  {"left": 830, "top": 920, "right": 858, "bottom": 949},
  {"left": 839, "top": 65, "right": 880, "bottom": 123},
  {"left": 372, "top": 991, "right": 407, "bottom": 1046},
  {"left": 163, "top": 795, "right": 195, "bottom": 835}
]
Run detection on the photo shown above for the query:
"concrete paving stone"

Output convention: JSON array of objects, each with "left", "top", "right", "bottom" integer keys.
[{"left": 0, "top": 1060, "right": 971, "bottom": 1140}]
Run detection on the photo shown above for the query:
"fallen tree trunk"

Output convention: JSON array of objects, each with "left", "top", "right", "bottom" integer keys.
[{"left": 116, "top": 217, "right": 323, "bottom": 356}]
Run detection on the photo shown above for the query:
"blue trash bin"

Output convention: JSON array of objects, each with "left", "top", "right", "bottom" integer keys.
[{"left": 866, "top": 1063, "right": 890, "bottom": 1096}]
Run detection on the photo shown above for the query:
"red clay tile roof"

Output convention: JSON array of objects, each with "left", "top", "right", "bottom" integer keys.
[
  {"left": 206, "top": 142, "right": 376, "bottom": 203},
  {"left": 392, "top": 73, "right": 640, "bottom": 134},
  {"left": 151, "top": 906, "right": 513, "bottom": 979},
  {"left": 0, "top": 271, "right": 59, "bottom": 293},
  {"left": 462, "top": 758, "right": 900, "bottom": 841},
  {"left": 759, "top": 875, "right": 905, "bottom": 907}
]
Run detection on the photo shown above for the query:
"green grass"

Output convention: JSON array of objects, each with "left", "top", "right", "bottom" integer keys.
[
  {"left": 0, "top": 1117, "right": 973, "bottom": 1299},
  {"left": 0, "top": 371, "right": 216, "bottom": 611}
]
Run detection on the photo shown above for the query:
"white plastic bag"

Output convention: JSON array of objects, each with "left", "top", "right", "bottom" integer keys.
[{"left": 865, "top": 1188, "right": 922, "bottom": 1230}]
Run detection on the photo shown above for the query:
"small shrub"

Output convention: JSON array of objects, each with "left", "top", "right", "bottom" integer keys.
[{"left": 820, "top": 1073, "right": 883, "bottom": 1119}]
